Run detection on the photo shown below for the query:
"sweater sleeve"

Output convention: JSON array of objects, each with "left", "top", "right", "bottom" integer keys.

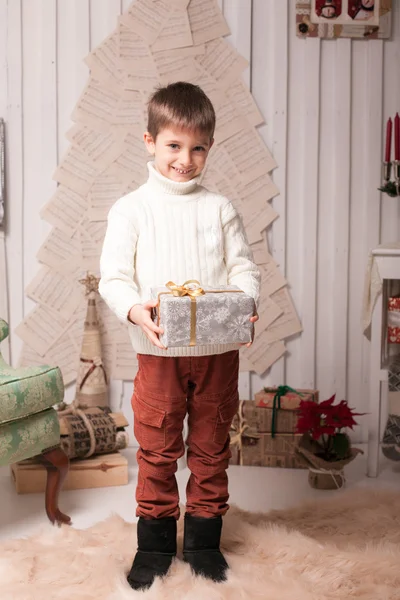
[
  {"left": 221, "top": 201, "right": 261, "bottom": 309},
  {"left": 99, "top": 205, "right": 142, "bottom": 323}
]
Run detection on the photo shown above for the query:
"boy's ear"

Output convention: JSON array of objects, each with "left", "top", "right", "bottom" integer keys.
[{"left": 143, "top": 132, "right": 155, "bottom": 155}]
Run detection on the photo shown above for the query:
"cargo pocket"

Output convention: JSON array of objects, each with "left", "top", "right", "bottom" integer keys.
[
  {"left": 213, "top": 391, "right": 239, "bottom": 444},
  {"left": 133, "top": 394, "right": 166, "bottom": 452}
]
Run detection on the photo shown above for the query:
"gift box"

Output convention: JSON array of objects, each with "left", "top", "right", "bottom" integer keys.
[
  {"left": 254, "top": 386, "right": 319, "bottom": 436},
  {"left": 230, "top": 431, "right": 305, "bottom": 468},
  {"left": 229, "top": 392, "right": 319, "bottom": 468},
  {"left": 151, "top": 280, "right": 255, "bottom": 348},
  {"left": 388, "top": 297, "right": 400, "bottom": 344},
  {"left": 229, "top": 400, "right": 306, "bottom": 468}
]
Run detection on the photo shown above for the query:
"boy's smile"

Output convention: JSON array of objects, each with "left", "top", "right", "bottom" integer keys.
[{"left": 144, "top": 127, "right": 213, "bottom": 182}]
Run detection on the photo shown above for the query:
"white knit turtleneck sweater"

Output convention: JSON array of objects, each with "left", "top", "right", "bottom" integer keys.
[{"left": 99, "top": 162, "right": 261, "bottom": 357}]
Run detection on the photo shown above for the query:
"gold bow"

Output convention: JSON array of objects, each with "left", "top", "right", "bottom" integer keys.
[
  {"left": 158, "top": 280, "right": 205, "bottom": 346},
  {"left": 230, "top": 400, "right": 260, "bottom": 466},
  {"left": 165, "top": 280, "right": 205, "bottom": 298}
]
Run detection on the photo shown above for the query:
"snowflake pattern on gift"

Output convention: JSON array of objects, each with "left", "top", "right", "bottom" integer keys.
[
  {"left": 152, "top": 285, "right": 255, "bottom": 348},
  {"left": 214, "top": 306, "right": 231, "bottom": 323}
]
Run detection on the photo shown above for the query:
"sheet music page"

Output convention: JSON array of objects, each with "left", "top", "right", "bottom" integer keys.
[
  {"left": 37, "top": 228, "right": 81, "bottom": 274},
  {"left": 207, "top": 145, "right": 241, "bottom": 187},
  {"left": 226, "top": 79, "right": 264, "bottom": 128},
  {"left": 220, "top": 128, "right": 277, "bottom": 185},
  {"left": 165, "top": 43, "right": 205, "bottom": 58},
  {"left": 256, "top": 293, "right": 283, "bottom": 333},
  {"left": 120, "top": 0, "right": 171, "bottom": 45},
  {"left": 112, "top": 342, "right": 138, "bottom": 381},
  {"left": 53, "top": 146, "right": 101, "bottom": 196},
  {"left": 237, "top": 173, "right": 280, "bottom": 207},
  {"left": 26, "top": 266, "right": 81, "bottom": 321},
  {"left": 118, "top": 22, "right": 154, "bottom": 74},
  {"left": 19, "top": 340, "right": 78, "bottom": 385},
  {"left": 112, "top": 89, "right": 146, "bottom": 137},
  {"left": 260, "top": 262, "right": 287, "bottom": 297},
  {"left": 153, "top": 51, "right": 199, "bottom": 85},
  {"left": 188, "top": 0, "right": 230, "bottom": 44},
  {"left": 200, "top": 166, "right": 241, "bottom": 206},
  {"left": 168, "top": 0, "right": 191, "bottom": 9},
  {"left": 124, "top": 65, "right": 159, "bottom": 92},
  {"left": 79, "top": 221, "right": 106, "bottom": 272},
  {"left": 15, "top": 306, "right": 69, "bottom": 357},
  {"left": 50, "top": 332, "right": 80, "bottom": 385},
  {"left": 214, "top": 98, "right": 249, "bottom": 144},
  {"left": 88, "top": 169, "right": 124, "bottom": 222},
  {"left": 250, "top": 240, "right": 273, "bottom": 266},
  {"left": 40, "top": 186, "right": 87, "bottom": 236},
  {"left": 196, "top": 38, "right": 248, "bottom": 89},
  {"left": 109, "top": 132, "right": 148, "bottom": 185},
  {"left": 72, "top": 79, "right": 120, "bottom": 133},
  {"left": 66, "top": 124, "right": 124, "bottom": 170},
  {"left": 151, "top": 8, "right": 193, "bottom": 52},
  {"left": 242, "top": 336, "right": 286, "bottom": 375},
  {"left": 241, "top": 202, "right": 279, "bottom": 245},
  {"left": 84, "top": 32, "right": 124, "bottom": 88},
  {"left": 264, "top": 287, "right": 303, "bottom": 343}
]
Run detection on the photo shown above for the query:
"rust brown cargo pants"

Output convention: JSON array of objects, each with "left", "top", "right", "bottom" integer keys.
[{"left": 131, "top": 350, "right": 239, "bottom": 520}]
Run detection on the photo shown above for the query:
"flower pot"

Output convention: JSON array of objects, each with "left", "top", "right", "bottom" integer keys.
[
  {"left": 308, "top": 467, "right": 345, "bottom": 490},
  {"left": 295, "top": 434, "right": 363, "bottom": 490}
]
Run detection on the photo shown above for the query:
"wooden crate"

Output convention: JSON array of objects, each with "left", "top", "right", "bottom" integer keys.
[{"left": 10, "top": 451, "right": 129, "bottom": 494}]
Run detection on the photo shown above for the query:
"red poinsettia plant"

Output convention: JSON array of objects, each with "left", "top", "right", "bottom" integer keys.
[{"left": 296, "top": 395, "right": 364, "bottom": 462}]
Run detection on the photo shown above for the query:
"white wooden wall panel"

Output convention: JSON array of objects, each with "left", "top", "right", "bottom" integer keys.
[
  {"left": 224, "top": 0, "right": 252, "bottom": 401},
  {"left": 332, "top": 39, "right": 351, "bottom": 403},
  {"left": 252, "top": 0, "right": 288, "bottom": 392},
  {"left": 4, "top": 0, "right": 24, "bottom": 365},
  {"left": 1, "top": 0, "right": 400, "bottom": 443},
  {"left": 22, "top": 0, "right": 55, "bottom": 319},
  {"left": 57, "top": 0, "right": 90, "bottom": 159}
]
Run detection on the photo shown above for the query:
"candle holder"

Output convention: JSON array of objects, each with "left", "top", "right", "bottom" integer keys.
[
  {"left": 379, "top": 160, "right": 400, "bottom": 197},
  {"left": 394, "top": 160, "right": 400, "bottom": 196}
]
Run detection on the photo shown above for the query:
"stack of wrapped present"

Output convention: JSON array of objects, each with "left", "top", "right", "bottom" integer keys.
[{"left": 229, "top": 386, "right": 319, "bottom": 468}]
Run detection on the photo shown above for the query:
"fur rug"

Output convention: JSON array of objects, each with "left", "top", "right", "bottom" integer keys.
[{"left": 2, "top": 490, "right": 400, "bottom": 599}]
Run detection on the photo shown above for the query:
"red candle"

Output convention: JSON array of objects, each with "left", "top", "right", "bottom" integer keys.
[
  {"left": 395, "top": 113, "right": 400, "bottom": 161},
  {"left": 385, "top": 117, "right": 392, "bottom": 162}
]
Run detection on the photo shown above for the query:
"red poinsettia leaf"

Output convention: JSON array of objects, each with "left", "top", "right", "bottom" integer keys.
[{"left": 319, "top": 394, "right": 336, "bottom": 409}]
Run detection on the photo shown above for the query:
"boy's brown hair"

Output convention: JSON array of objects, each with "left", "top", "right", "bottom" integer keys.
[{"left": 147, "top": 81, "right": 216, "bottom": 141}]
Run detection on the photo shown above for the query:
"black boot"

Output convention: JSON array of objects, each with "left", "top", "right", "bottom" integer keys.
[
  {"left": 183, "top": 514, "right": 229, "bottom": 582},
  {"left": 127, "top": 517, "right": 177, "bottom": 591}
]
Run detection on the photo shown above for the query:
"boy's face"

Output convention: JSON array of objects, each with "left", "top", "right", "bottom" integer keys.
[{"left": 144, "top": 127, "right": 213, "bottom": 182}]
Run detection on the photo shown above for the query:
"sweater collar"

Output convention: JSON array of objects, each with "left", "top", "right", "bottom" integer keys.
[{"left": 146, "top": 161, "right": 201, "bottom": 196}]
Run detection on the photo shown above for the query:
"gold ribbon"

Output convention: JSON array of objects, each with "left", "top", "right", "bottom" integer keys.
[
  {"left": 157, "top": 280, "right": 205, "bottom": 346},
  {"left": 229, "top": 400, "right": 260, "bottom": 466},
  {"left": 157, "top": 280, "right": 246, "bottom": 347}
]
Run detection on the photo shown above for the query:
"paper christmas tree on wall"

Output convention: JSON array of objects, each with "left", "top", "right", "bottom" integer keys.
[{"left": 16, "top": 0, "right": 301, "bottom": 381}]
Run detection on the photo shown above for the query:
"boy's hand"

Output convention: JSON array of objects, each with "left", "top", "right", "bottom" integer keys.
[
  {"left": 128, "top": 301, "right": 166, "bottom": 350},
  {"left": 242, "top": 313, "right": 259, "bottom": 348}
]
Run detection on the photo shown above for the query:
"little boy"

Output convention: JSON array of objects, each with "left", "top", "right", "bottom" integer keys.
[{"left": 99, "top": 81, "right": 261, "bottom": 591}]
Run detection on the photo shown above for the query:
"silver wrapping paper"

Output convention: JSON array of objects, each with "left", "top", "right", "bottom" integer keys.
[{"left": 151, "top": 284, "right": 255, "bottom": 348}]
